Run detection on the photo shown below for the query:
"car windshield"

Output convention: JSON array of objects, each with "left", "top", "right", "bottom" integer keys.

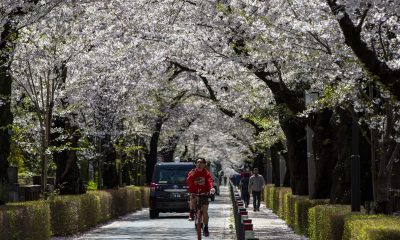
[{"left": 157, "top": 168, "right": 190, "bottom": 184}]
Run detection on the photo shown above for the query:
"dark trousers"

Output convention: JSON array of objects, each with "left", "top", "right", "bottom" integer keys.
[
  {"left": 241, "top": 190, "right": 250, "bottom": 206},
  {"left": 252, "top": 191, "right": 261, "bottom": 209}
]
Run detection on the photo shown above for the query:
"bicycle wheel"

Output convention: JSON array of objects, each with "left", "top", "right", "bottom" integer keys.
[{"left": 196, "top": 208, "right": 202, "bottom": 240}]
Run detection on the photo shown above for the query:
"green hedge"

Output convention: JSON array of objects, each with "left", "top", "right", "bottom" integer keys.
[
  {"left": 0, "top": 201, "right": 51, "bottom": 240},
  {"left": 289, "top": 195, "right": 329, "bottom": 236},
  {"left": 50, "top": 195, "right": 82, "bottom": 235},
  {"left": 51, "top": 186, "right": 147, "bottom": 236},
  {"left": 308, "top": 204, "right": 351, "bottom": 240},
  {"left": 343, "top": 214, "right": 400, "bottom": 240},
  {"left": 264, "top": 184, "right": 275, "bottom": 209},
  {"left": 87, "top": 190, "right": 113, "bottom": 223},
  {"left": 0, "top": 186, "right": 149, "bottom": 239},
  {"left": 284, "top": 192, "right": 292, "bottom": 224},
  {"left": 277, "top": 187, "right": 291, "bottom": 218},
  {"left": 139, "top": 187, "right": 150, "bottom": 208}
]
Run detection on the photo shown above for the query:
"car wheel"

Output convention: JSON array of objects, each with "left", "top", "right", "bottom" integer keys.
[{"left": 149, "top": 209, "right": 159, "bottom": 219}]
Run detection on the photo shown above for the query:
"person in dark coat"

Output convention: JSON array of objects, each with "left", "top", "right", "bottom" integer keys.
[{"left": 240, "top": 170, "right": 251, "bottom": 207}]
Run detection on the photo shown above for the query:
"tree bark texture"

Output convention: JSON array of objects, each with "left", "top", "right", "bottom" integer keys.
[
  {"left": 159, "top": 116, "right": 197, "bottom": 162},
  {"left": 326, "top": 0, "right": 400, "bottom": 99},
  {"left": 101, "top": 135, "right": 118, "bottom": 189},
  {"left": 270, "top": 144, "right": 281, "bottom": 187},
  {"left": 280, "top": 117, "right": 308, "bottom": 195},
  {"left": 52, "top": 116, "right": 86, "bottom": 194},
  {"left": 145, "top": 119, "right": 163, "bottom": 184},
  {"left": 253, "top": 151, "right": 266, "bottom": 180},
  {"left": 310, "top": 109, "right": 338, "bottom": 199},
  {"left": 0, "top": 21, "right": 14, "bottom": 205}
]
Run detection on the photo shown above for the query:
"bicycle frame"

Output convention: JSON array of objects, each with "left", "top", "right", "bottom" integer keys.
[
  {"left": 191, "top": 192, "right": 210, "bottom": 240},
  {"left": 195, "top": 197, "right": 202, "bottom": 240}
]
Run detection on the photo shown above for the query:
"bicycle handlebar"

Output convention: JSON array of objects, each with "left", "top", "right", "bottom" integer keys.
[{"left": 188, "top": 192, "right": 213, "bottom": 197}]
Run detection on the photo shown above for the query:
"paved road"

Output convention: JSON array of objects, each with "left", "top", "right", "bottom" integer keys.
[{"left": 53, "top": 186, "right": 235, "bottom": 240}]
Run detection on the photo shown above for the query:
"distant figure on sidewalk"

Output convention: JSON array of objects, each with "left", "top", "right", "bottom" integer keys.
[
  {"left": 248, "top": 168, "right": 265, "bottom": 211},
  {"left": 223, "top": 175, "right": 227, "bottom": 186},
  {"left": 231, "top": 174, "right": 240, "bottom": 187},
  {"left": 240, "top": 169, "right": 251, "bottom": 208}
]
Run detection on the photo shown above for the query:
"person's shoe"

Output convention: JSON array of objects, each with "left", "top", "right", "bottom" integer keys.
[
  {"left": 203, "top": 226, "right": 209, "bottom": 237},
  {"left": 253, "top": 208, "right": 256, "bottom": 212},
  {"left": 188, "top": 211, "right": 194, "bottom": 221}
]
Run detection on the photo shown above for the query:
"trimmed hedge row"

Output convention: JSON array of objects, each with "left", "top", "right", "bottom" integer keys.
[
  {"left": 308, "top": 204, "right": 351, "bottom": 240},
  {"left": 0, "top": 201, "right": 51, "bottom": 240},
  {"left": 0, "top": 186, "right": 149, "bottom": 239},
  {"left": 51, "top": 186, "right": 144, "bottom": 236},
  {"left": 343, "top": 214, "right": 400, "bottom": 240},
  {"left": 263, "top": 185, "right": 329, "bottom": 235},
  {"left": 291, "top": 195, "right": 330, "bottom": 235},
  {"left": 263, "top": 185, "right": 400, "bottom": 240},
  {"left": 263, "top": 184, "right": 275, "bottom": 210}
]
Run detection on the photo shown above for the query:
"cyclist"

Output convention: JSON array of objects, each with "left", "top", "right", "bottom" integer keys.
[{"left": 187, "top": 157, "right": 215, "bottom": 237}]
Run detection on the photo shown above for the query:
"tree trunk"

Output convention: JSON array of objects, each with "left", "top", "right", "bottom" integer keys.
[
  {"left": 0, "top": 20, "right": 14, "bottom": 205},
  {"left": 375, "top": 173, "right": 391, "bottom": 214},
  {"left": 145, "top": 120, "right": 163, "bottom": 184},
  {"left": 39, "top": 121, "right": 47, "bottom": 192},
  {"left": 280, "top": 116, "right": 308, "bottom": 195},
  {"left": 326, "top": 0, "right": 400, "bottom": 99},
  {"left": 330, "top": 110, "right": 352, "bottom": 203},
  {"left": 102, "top": 135, "right": 118, "bottom": 189},
  {"left": 253, "top": 151, "right": 266, "bottom": 180},
  {"left": 310, "top": 109, "right": 338, "bottom": 199},
  {"left": 52, "top": 116, "right": 85, "bottom": 194},
  {"left": 270, "top": 144, "right": 281, "bottom": 187}
]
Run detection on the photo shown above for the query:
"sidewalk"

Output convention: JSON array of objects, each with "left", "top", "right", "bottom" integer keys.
[{"left": 246, "top": 199, "right": 308, "bottom": 240}]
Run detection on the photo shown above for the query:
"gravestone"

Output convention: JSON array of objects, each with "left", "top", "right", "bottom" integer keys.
[
  {"left": 19, "top": 185, "right": 41, "bottom": 201},
  {"left": 7, "top": 167, "right": 19, "bottom": 202}
]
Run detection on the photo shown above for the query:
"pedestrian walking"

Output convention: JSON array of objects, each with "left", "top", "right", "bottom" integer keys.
[
  {"left": 240, "top": 169, "right": 250, "bottom": 208},
  {"left": 248, "top": 168, "right": 265, "bottom": 211}
]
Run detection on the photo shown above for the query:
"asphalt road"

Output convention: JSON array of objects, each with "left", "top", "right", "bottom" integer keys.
[{"left": 52, "top": 186, "right": 235, "bottom": 240}]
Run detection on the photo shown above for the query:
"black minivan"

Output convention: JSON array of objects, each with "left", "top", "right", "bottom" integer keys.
[{"left": 149, "top": 162, "right": 194, "bottom": 219}]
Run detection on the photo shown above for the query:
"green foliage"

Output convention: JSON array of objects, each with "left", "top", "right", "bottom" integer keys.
[
  {"left": 0, "top": 186, "right": 150, "bottom": 238},
  {"left": 277, "top": 187, "right": 292, "bottom": 218},
  {"left": 0, "top": 201, "right": 51, "bottom": 240},
  {"left": 139, "top": 187, "right": 150, "bottom": 208},
  {"left": 87, "top": 191, "right": 113, "bottom": 223},
  {"left": 284, "top": 192, "right": 292, "bottom": 224},
  {"left": 49, "top": 196, "right": 81, "bottom": 235},
  {"left": 343, "top": 214, "right": 400, "bottom": 240},
  {"left": 264, "top": 184, "right": 275, "bottom": 209},
  {"left": 7, "top": 141, "right": 27, "bottom": 171},
  {"left": 290, "top": 195, "right": 330, "bottom": 236},
  {"left": 215, "top": 3, "right": 231, "bottom": 15},
  {"left": 87, "top": 180, "right": 98, "bottom": 190},
  {"left": 308, "top": 204, "right": 352, "bottom": 240}
]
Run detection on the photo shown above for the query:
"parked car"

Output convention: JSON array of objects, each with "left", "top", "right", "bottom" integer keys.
[{"left": 149, "top": 162, "right": 194, "bottom": 219}]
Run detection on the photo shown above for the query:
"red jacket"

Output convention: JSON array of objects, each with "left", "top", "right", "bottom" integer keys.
[{"left": 187, "top": 168, "right": 213, "bottom": 193}]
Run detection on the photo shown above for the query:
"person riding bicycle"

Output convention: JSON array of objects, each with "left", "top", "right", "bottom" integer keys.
[{"left": 187, "top": 157, "right": 215, "bottom": 237}]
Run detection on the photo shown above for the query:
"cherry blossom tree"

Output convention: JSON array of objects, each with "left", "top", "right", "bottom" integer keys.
[{"left": 0, "top": 0, "right": 62, "bottom": 203}]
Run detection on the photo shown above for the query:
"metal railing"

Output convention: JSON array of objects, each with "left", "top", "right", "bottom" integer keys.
[{"left": 229, "top": 181, "right": 259, "bottom": 240}]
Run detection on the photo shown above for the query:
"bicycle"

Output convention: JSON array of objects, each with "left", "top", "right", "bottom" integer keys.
[{"left": 190, "top": 192, "right": 212, "bottom": 240}]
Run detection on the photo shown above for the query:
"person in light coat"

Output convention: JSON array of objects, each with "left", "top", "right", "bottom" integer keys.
[{"left": 248, "top": 168, "right": 265, "bottom": 211}]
